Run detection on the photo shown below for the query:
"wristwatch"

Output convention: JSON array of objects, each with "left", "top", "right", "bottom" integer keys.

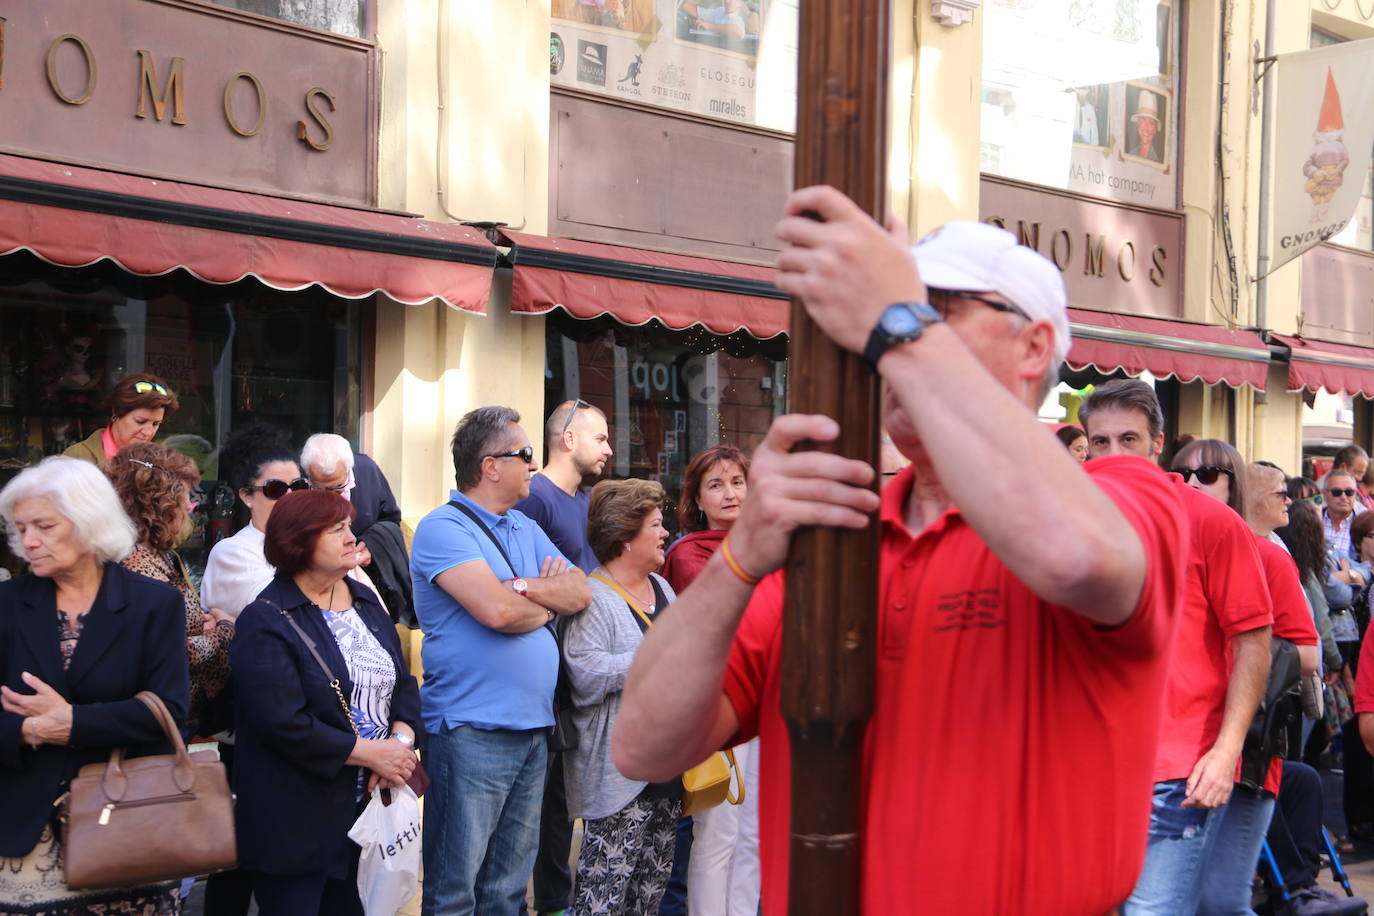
[
  {"left": 863, "top": 302, "right": 942, "bottom": 371},
  {"left": 391, "top": 732, "right": 414, "bottom": 748},
  {"left": 510, "top": 577, "right": 529, "bottom": 596}
]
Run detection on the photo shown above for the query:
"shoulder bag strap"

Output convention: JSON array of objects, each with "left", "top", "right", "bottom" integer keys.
[
  {"left": 590, "top": 572, "right": 654, "bottom": 633},
  {"left": 257, "top": 598, "right": 358, "bottom": 737},
  {"left": 449, "top": 500, "right": 561, "bottom": 640}
]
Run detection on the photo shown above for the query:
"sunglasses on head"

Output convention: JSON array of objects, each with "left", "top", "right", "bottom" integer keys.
[
  {"left": 1328, "top": 488, "right": 1358, "bottom": 498},
  {"left": 560, "top": 398, "right": 592, "bottom": 439},
  {"left": 131, "top": 380, "right": 169, "bottom": 396},
  {"left": 244, "top": 477, "right": 311, "bottom": 500},
  {"left": 489, "top": 446, "right": 535, "bottom": 464},
  {"left": 1172, "top": 465, "right": 1234, "bottom": 485}
]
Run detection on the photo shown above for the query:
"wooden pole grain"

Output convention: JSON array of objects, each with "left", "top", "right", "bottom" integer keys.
[{"left": 781, "top": 0, "right": 890, "bottom": 912}]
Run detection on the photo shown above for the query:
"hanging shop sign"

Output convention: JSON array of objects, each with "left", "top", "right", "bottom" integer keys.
[
  {"left": 980, "top": 175, "right": 1183, "bottom": 319},
  {"left": 1265, "top": 37, "right": 1374, "bottom": 272},
  {"left": 549, "top": 0, "right": 798, "bottom": 132},
  {"left": 0, "top": 0, "right": 376, "bottom": 207}
]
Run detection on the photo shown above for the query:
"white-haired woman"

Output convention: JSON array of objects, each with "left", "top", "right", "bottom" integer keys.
[{"left": 0, "top": 456, "right": 190, "bottom": 914}]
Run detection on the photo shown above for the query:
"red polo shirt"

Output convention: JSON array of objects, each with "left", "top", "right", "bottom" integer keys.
[
  {"left": 722, "top": 455, "right": 1188, "bottom": 915},
  {"left": 1151, "top": 486, "right": 1273, "bottom": 784}
]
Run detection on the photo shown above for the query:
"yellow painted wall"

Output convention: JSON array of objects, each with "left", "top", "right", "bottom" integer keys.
[{"left": 370, "top": 0, "right": 552, "bottom": 527}]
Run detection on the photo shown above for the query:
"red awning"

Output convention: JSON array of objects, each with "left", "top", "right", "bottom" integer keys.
[
  {"left": 500, "top": 230, "right": 787, "bottom": 340},
  {"left": 0, "top": 153, "right": 497, "bottom": 312},
  {"left": 1067, "top": 309, "right": 1271, "bottom": 389},
  {"left": 1271, "top": 334, "right": 1374, "bottom": 397}
]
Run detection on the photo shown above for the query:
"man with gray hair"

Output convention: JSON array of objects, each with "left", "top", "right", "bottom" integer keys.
[
  {"left": 613, "top": 186, "right": 1190, "bottom": 913},
  {"left": 411, "top": 406, "right": 591, "bottom": 915}
]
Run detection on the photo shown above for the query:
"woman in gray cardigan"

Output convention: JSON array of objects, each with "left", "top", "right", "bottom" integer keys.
[{"left": 562, "top": 478, "right": 680, "bottom": 916}]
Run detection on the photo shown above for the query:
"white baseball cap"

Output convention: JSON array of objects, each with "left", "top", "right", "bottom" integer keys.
[{"left": 911, "top": 220, "right": 1071, "bottom": 366}]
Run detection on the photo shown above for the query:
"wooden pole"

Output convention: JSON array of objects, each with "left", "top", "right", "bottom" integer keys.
[{"left": 781, "top": 0, "right": 889, "bottom": 912}]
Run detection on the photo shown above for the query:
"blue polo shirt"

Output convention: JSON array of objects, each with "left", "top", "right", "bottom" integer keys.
[{"left": 410, "top": 490, "right": 568, "bottom": 733}]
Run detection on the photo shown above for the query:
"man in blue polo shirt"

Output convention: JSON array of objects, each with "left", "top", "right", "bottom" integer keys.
[
  {"left": 513, "top": 398, "right": 612, "bottom": 916},
  {"left": 412, "top": 406, "right": 591, "bottom": 916}
]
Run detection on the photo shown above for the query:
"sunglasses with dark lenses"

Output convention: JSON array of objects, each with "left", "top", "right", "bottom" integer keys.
[
  {"left": 1328, "top": 488, "right": 1358, "bottom": 498},
  {"left": 1172, "top": 466, "right": 1234, "bottom": 485},
  {"left": 131, "top": 380, "right": 169, "bottom": 396},
  {"left": 245, "top": 477, "right": 311, "bottom": 500},
  {"left": 489, "top": 446, "right": 535, "bottom": 464},
  {"left": 929, "top": 288, "right": 1032, "bottom": 323}
]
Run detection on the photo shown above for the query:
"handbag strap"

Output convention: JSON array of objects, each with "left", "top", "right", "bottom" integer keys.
[
  {"left": 257, "top": 597, "right": 358, "bottom": 737},
  {"left": 449, "top": 499, "right": 558, "bottom": 639},
  {"left": 591, "top": 572, "right": 654, "bottom": 632},
  {"left": 104, "top": 691, "right": 196, "bottom": 800}
]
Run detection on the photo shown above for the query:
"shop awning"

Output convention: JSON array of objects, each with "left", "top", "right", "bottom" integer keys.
[
  {"left": 0, "top": 153, "right": 497, "bottom": 312},
  {"left": 500, "top": 230, "right": 788, "bottom": 340},
  {"left": 1271, "top": 334, "right": 1374, "bottom": 397},
  {"left": 1067, "top": 309, "right": 1271, "bottom": 389}
]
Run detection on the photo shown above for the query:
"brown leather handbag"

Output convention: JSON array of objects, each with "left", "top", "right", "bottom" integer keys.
[{"left": 62, "top": 691, "right": 237, "bottom": 889}]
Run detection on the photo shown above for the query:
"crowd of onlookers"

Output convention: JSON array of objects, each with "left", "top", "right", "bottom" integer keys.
[{"left": 0, "top": 374, "right": 762, "bottom": 916}]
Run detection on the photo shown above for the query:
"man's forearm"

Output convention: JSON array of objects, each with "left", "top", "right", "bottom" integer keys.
[
  {"left": 1215, "top": 626, "right": 1272, "bottom": 752},
  {"left": 614, "top": 553, "right": 753, "bottom": 781},
  {"left": 525, "top": 568, "right": 591, "bottom": 614}
]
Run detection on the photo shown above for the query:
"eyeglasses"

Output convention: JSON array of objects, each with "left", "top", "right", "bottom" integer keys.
[
  {"left": 1328, "top": 488, "right": 1358, "bottom": 498},
  {"left": 1172, "top": 466, "right": 1234, "bottom": 485},
  {"left": 1269, "top": 490, "right": 1291, "bottom": 500},
  {"left": 131, "top": 381, "right": 169, "bottom": 396},
  {"left": 489, "top": 446, "right": 535, "bottom": 464},
  {"left": 560, "top": 399, "right": 592, "bottom": 439},
  {"left": 244, "top": 477, "right": 311, "bottom": 500},
  {"left": 313, "top": 481, "right": 349, "bottom": 493},
  {"left": 929, "top": 288, "right": 1032, "bottom": 323}
]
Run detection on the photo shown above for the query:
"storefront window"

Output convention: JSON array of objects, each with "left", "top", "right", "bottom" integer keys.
[
  {"left": 0, "top": 251, "right": 364, "bottom": 576},
  {"left": 205, "top": 0, "right": 368, "bottom": 38},
  {"left": 549, "top": 0, "right": 798, "bottom": 132},
  {"left": 544, "top": 314, "right": 786, "bottom": 533},
  {"left": 981, "top": 0, "right": 1183, "bottom": 210}
]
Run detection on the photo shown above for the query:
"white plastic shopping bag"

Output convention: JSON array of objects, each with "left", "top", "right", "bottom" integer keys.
[{"left": 348, "top": 785, "right": 421, "bottom": 916}]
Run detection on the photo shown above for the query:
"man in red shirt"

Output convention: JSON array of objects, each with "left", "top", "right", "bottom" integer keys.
[
  {"left": 1078, "top": 381, "right": 1274, "bottom": 913},
  {"left": 612, "top": 186, "right": 1190, "bottom": 914}
]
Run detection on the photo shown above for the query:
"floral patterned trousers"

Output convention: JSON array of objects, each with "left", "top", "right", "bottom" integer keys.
[{"left": 571, "top": 794, "right": 681, "bottom": 916}]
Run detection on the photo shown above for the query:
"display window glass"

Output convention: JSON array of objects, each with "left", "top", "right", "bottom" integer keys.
[
  {"left": 544, "top": 314, "right": 786, "bottom": 534},
  {"left": 205, "top": 0, "right": 369, "bottom": 38},
  {"left": 981, "top": 0, "right": 1183, "bottom": 210},
  {"left": 550, "top": 0, "right": 798, "bottom": 132},
  {"left": 0, "top": 251, "right": 365, "bottom": 577}
]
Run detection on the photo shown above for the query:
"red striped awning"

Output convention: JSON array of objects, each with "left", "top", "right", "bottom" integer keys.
[
  {"left": 1067, "top": 309, "right": 1271, "bottom": 389},
  {"left": 0, "top": 153, "right": 497, "bottom": 312},
  {"left": 1271, "top": 334, "right": 1374, "bottom": 397},
  {"left": 500, "top": 230, "right": 787, "bottom": 340}
]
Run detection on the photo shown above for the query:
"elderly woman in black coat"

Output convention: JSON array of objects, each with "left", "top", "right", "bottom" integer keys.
[
  {"left": 230, "top": 489, "right": 419, "bottom": 916},
  {"left": 0, "top": 456, "right": 189, "bottom": 914}
]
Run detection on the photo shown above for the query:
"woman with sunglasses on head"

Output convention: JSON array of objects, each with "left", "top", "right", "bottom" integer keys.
[
  {"left": 109, "top": 442, "right": 235, "bottom": 738},
  {"left": 1171, "top": 441, "right": 1319, "bottom": 915},
  {"left": 63, "top": 372, "right": 179, "bottom": 467}
]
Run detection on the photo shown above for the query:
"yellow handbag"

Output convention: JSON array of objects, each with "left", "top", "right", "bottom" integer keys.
[{"left": 590, "top": 573, "right": 746, "bottom": 816}]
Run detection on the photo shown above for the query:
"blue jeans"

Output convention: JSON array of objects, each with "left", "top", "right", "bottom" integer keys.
[
  {"left": 1124, "top": 779, "right": 1225, "bottom": 915},
  {"left": 421, "top": 724, "right": 549, "bottom": 916},
  {"left": 1197, "top": 785, "right": 1274, "bottom": 916}
]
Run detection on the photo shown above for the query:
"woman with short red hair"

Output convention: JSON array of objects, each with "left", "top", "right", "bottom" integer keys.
[{"left": 229, "top": 489, "right": 420, "bottom": 915}]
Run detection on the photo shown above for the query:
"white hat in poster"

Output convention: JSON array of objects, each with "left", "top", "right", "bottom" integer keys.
[{"left": 1268, "top": 37, "right": 1374, "bottom": 273}]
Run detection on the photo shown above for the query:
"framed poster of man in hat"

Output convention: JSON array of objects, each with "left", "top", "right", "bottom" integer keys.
[{"left": 1122, "top": 83, "right": 1169, "bottom": 167}]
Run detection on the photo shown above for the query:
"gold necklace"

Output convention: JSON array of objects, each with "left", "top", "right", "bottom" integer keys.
[{"left": 606, "top": 569, "right": 655, "bottom": 613}]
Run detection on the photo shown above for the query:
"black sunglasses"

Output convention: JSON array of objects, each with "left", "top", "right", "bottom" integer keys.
[
  {"left": 929, "top": 288, "right": 1032, "bottom": 323},
  {"left": 244, "top": 477, "right": 311, "bottom": 500},
  {"left": 489, "top": 446, "right": 535, "bottom": 464},
  {"left": 560, "top": 398, "right": 592, "bottom": 439},
  {"left": 1328, "top": 488, "right": 1358, "bottom": 498},
  {"left": 1172, "top": 466, "right": 1234, "bottom": 485}
]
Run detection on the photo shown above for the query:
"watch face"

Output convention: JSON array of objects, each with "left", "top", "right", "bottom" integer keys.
[{"left": 880, "top": 304, "right": 924, "bottom": 336}]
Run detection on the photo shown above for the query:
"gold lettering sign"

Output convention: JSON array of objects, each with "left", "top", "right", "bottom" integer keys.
[
  {"left": 297, "top": 87, "right": 335, "bottom": 152},
  {"left": 136, "top": 50, "right": 186, "bottom": 124},
  {"left": 45, "top": 34, "right": 96, "bottom": 105},
  {"left": 1149, "top": 247, "right": 1166, "bottom": 287},
  {"left": 223, "top": 72, "right": 267, "bottom": 137},
  {"left": 1050, "top": 229, "right": 1072, "bottom": 271},
  {"left": 1117, "top": 241, "right": 1136, "bottom": 281},
  {"left": 984, "top": 215, "right": 1170, "bottom": 292},
  {"left": 1084, "top": 234, "right": 1106, "bottom": 277}
]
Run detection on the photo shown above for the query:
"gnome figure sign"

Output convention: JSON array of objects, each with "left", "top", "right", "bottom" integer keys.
[
  {"left": 1268, "top": 37, "right": 1374, "bottom": 271},
  {"left": 1302, "top": 68, "right": 1349, "bottom": 223}
]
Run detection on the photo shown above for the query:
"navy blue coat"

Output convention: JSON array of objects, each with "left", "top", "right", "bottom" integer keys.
[
  {"left": 350, "top": 452, "right": 402, "bottom": 540},
  {"left": 0, "top": 564, "right": 190, "bottom": 857},
  {"left": 230, "top": 574, "right": 420, "bottom": 877}
]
